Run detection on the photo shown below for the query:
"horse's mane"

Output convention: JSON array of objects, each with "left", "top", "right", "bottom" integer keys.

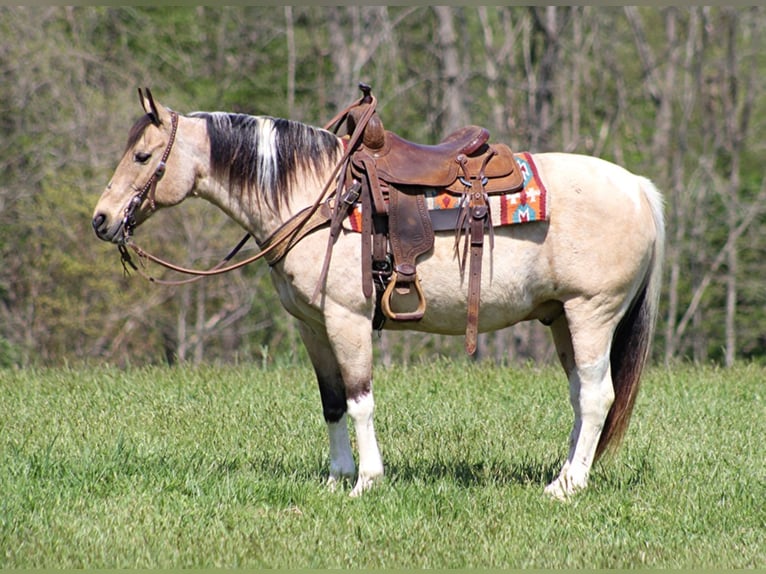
[{"left": 190, "top": 112, "right": 341, "bottom": 211}]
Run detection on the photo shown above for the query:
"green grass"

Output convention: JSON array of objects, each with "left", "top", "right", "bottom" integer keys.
[{"left": 1, "top": 360, "right": 763, "bottom": 568}]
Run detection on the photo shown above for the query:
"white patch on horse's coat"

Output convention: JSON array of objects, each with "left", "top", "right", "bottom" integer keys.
[
  {"left": 346, "top": 392, "right": 384, "bottom": 497},
  {"left": 255, "top": 117, "right": 278, "bottom": 191},
  {"left": 545, "top": 352, "right": 613, "bottom": 499}
]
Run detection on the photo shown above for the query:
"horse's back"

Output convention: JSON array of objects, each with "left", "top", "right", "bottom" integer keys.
[
  {"left": 533, "top": 152, "right": 661, "bottom": 222},
  {"left": 398, "top": 152, "right": 662, "bottom": 333}
]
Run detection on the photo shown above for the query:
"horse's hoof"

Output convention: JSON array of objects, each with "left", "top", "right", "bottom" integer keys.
[
  {"left": 543, "top": 480, "right": 571, "bottom": 501},
  {"left": 326, "top": 473, "right": 354, "bottom": 493},
  {"left": 544, "top": 473, "right": 586, "bottom": 501},
  {"left": 349, "top": 473, "right": 382, "bottom": 497},
  {"left": 326, "top": 476, "right": 341, "bottom": 493}
]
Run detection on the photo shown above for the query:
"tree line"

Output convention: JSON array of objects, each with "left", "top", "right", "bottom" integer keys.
[{"left": 0, "top": 6, "right": 764, "bottom": 368}]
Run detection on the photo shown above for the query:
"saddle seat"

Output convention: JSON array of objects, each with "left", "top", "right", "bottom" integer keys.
[
  {"left": 366, "top": 126, "right": 490, "bottom": 187},
  {"left": 352, "top": 123, "right": 523, "bottom": 194}
]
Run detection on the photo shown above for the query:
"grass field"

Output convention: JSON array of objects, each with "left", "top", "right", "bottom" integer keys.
[{"left": 0, "top": 360, "right": 763, "bottom": 568}]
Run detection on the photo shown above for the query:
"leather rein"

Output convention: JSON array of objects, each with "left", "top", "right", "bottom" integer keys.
[{"left": 118, "top": 95, "right": 377, "bottom": 286}]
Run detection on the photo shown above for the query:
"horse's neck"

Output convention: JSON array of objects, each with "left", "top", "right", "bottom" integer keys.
[{"left": 193, "top": 131, "right": 340, "bottom": 242}]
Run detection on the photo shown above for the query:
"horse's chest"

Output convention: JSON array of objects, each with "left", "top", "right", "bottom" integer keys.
[{"left": 270, "top": 268, "right": 307, "bottom": 319}]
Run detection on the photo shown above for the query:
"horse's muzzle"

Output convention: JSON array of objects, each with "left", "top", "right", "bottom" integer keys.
[{"left": 92, "top": 212, "right": 123, "bottom": 243}]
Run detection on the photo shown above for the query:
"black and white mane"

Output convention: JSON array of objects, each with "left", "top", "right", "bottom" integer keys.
[
  {"left": 191, "top": 112, "right": 341, "bottom": 211},
  {"left": 125, "top": 111, "right": 341, "bottom": 212}
]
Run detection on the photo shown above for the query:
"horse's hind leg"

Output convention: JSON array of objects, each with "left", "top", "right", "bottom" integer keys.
[
  {"left": 297, "top": 321, "right": 355, "bottom": 489},
  {"left": 546, "top": 308, "right": 617, "bottom": 499}
]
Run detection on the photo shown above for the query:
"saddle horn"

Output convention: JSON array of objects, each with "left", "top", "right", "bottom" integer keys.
[
  {"left": 346, "top": 83, "right": 385, "bottom": 151},
  {"left": 138, "top": 87, "right": 162, "bottom": 126}
]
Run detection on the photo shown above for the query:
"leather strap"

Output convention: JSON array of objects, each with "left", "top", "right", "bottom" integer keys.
[
  {"left": 458, "top": 150, "right": 495, "bottom": 356},
  {"left": 358, "top": 154, "right": 389, "bottom": 214},
  {"left": 308, "top": 92, "right": 380, "bottom": 303},
  {"left": 259, "top": 202, "right": 334, "bottom": 266},
  {"left": 465, "top": 196, "right": 487, "bottom": 355},
  {"left": 360, "top": 169, "right": 374, "bottom": 299}
]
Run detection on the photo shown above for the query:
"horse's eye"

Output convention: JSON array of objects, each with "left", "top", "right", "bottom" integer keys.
[{"left": 134, "top": 151, "right": 151, "bottom": 164}]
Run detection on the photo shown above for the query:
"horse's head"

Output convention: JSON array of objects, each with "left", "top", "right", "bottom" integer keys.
[{"left": 92, "top": 89, "right": 197, "bottom": 243}]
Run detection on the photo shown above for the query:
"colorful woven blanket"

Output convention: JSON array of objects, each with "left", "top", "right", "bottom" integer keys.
[{"left": 344, "top": 152, "right": 548, "bottom": 232}]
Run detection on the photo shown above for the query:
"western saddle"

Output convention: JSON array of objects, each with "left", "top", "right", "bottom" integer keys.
[{"left": 325, "top": 84, "right": 526, "bottom": 354}]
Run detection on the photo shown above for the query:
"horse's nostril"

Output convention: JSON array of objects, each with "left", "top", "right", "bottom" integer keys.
[{"left": 92, "top": 213, "right": 107, "bottom": 234}]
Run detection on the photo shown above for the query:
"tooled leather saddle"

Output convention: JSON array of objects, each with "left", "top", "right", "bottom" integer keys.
[{"left": 327, "top": 84, "right": 526, "bottom": 354}]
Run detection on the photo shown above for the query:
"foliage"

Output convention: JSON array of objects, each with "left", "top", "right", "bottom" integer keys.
[
  {"left": 0, "top": 362, "right": 763, "bottom": 567},
  {"left": 0, "top": 7, "right": 765, "bottom": 367}
]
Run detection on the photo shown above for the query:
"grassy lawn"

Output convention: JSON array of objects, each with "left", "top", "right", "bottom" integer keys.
[{"left": 0, "top": 360, "right": 763, "bottom": 567}]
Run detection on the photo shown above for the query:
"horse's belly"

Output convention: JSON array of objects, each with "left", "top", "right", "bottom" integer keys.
[{"left": 382, "top": 229, "right": 558, "bottom": 334}]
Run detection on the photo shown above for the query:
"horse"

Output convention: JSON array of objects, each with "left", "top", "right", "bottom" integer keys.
[{"left": 92, "top": 89, "right": 665, "bottom": 499}]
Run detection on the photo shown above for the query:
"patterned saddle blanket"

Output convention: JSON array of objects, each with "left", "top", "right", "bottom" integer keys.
[{"left": 343, "top": 152, "right": 549, "bottom": 232}]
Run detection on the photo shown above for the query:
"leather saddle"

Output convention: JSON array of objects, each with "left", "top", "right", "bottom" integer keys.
[{"left": 337, "top": 84, "right": 526, "bottom": 354}]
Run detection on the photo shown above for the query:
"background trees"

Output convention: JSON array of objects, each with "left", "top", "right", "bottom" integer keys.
[{"left": 1, "top": 6, "right": 764, "bottom": 367}]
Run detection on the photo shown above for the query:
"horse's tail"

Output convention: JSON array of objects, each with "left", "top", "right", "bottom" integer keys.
[{"left": 596, "top": 176, "right": 665, "bottom": 460}]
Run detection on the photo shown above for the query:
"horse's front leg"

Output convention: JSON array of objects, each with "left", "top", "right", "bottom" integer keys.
[
  {"left": 324, "top": 307, "right": 383, "bottom": 497},
  {"left": 297, "top": 314, "right": 383, "bottom": 496},
  {"left": 345, "top": 380, "right": 384, "bottom": 497},
  {"left": 297, "top": 321, "right": 355, "bottom": 489}
]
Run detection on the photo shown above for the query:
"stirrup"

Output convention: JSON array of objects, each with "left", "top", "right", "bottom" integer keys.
[{"left": 380, "top": 271, "right": 427, "bottom": 321}]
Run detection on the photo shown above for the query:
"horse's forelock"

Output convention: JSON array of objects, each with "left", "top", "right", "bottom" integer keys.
[
  {"left": 123, "top": 114, "right": 154, "bottom": 154},
  {"left": 194, "top": 112, "right": 340, "bottom": 211}
]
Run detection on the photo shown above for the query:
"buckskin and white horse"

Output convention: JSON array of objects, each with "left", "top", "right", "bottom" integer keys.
[{"left": 92, "top": 89, "right": 664, "bottom": 499}]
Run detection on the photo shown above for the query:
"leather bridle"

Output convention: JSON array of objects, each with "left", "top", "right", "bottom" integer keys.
[
  {"left": 120, "top": 110, "right": 179, "bottom": 244},
  {"left": 117, "top": 89, "right": 377, "bottom": 286}
]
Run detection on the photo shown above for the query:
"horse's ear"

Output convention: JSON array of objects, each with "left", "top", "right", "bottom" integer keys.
[{"left": 138, "top": 87, "right": 163, "bottom": 126}]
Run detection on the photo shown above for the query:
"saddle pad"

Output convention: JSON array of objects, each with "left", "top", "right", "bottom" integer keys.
[{"left": 343, "top": 152, "right": 548, "bottom": 232}]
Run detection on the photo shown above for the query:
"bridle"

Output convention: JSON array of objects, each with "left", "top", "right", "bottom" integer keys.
[
  {"left": 120, "top": 110, "right": 179, "bottom": 244},
  {"left": 117, "top": 88, "right": 377, "bottom": 286}
]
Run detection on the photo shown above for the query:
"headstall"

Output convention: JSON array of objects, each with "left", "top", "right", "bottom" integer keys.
[
  {"left": 117, "top": 91, "right": 375, "bottom": 286},
  {"left": 121, "top": 110, "right": 179, "bottom": 243}
]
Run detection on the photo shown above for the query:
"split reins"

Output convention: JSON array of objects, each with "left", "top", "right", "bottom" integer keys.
[{"left": 118, "top": 90, "right": 378, "bottom": 286}]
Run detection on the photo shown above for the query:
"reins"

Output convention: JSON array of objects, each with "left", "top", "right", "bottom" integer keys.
[{"left": 119, "top": 91, "right": 377, "bottom": 286}]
